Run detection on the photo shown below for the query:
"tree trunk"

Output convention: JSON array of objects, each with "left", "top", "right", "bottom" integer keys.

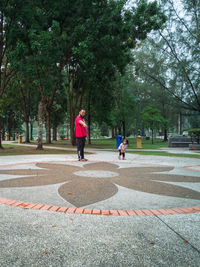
[
  {"left": 88, "top": 118, "right": 91, "bottom": 144},
  {"left": 25, "top": 119, "right": 30, "bottom": 143},
  {"left": 112, "top": 127, "right": 115, "bottom": 139},
  {"left": 70, "top": 117, "right": 76, "bottom": 146},
  {"left": 88, "top": 91, "right": 91, "bottom": 145},
  {"left": 152, "top": 129, "right": 154, "bottom": 144},
  {"left": 37, "top": 101, "right": 44, "bottom": 150},
  {"left": 45, "top": 108, "right": 51, "bottom": 144},
  {"left": 0, "top": 115, "right": 5, "bottom": 148},
  {"left": 2, "top": 123, "right": 5, "bottom": 141},
  {"left": 69, "top": 96, "right": 76, "bottom": 145},
  {"left": 68, "top": 74, "right": 86, "bottom": 146},
  {"left": 69, "top": 88, "right": 76, "bottom": 146},
  {"left": 114, "top": 127, "right": 117, "bottom": 137},
  {"left": 7, "top": 114, "right": 11, "bottom": 140},
  {"left": 66, "top": 126, "right": 69, "bottom": 140},
  {"left": 163, "top": 128, "right": 168, "bottom": 142},
  {"left": 0, "top": 123, "right": 3, "bottom": 149},
  {"left": 142, "top": 125, "right": 145, "bottom": 136},
  {"left": 179, "top": 112, "right": 183, "bottom": 135},
  {"left": 0, "top": 134, "right": 3, "bottom": 149},
  {"left": 30, "top": 121, "right": 33, "bottom": 141},
  {"left": 122, "top": 121, "right": 126, "bottom": 139},
  {"left": 53, "top": 124, "right": 57, "bottom": 141},
  {"left": 118, "top": 126, "right": 122, "bottom": 135}
]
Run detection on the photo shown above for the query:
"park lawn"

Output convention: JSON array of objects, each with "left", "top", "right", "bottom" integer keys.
[
  {"left": 33, "top": 137, "right": 169, "bottom": 150},
  {"left": 1, "top": 143, "right": 199, "bottom": 159},
  {"left": 88, "top": 137, "right": 168, "bottom": 149},
  {"left": 0, "top": 144, "right": 77, "bottom": 156},
  {"left": 27, "top": 139, "right": 114, "bottom": 149},
  {"left": 128, "top": 150, "right": 200, "bottom": 159}
]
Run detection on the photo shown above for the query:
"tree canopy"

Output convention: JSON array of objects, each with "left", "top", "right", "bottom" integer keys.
[{"left": 1, "top": 0, "right": 180, "bottom": 148}]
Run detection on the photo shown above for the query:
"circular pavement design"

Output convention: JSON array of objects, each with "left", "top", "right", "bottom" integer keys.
[{"left": 0, "top": 160, "right": 200, "bottom": 217}]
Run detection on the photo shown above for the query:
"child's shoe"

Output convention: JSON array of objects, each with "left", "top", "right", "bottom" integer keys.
[
  {"left": 123, "top": 157, "right": 125, "bottom": 160},
  {"left": 118, "top": 155, "right": 121, "bottom": 160}
]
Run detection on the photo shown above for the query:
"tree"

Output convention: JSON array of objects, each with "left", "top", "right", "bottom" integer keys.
[
  {"left": 188, "top": 128, "right": 200, "bottom": 144},
  {"left": 133, "top": 50, "right": 179, "bottom": 139},
  {"left": 142, "top": 105, "right": 167, "bottom": 143},
  {"left": 0, "top": 81, "right": 24, "bottom": 141},
  {"left": 51, "top": 86, "right": 68, "bottom": 141},
  {"left": 58, "top": 0, "right": 166, "bottom": 145},
  {"left": 105, "top": 67, "right": 136, "bottom": 138},
  {"left": 1, "top": 0, "right": 167, "bottom": 148},
  {"left": 14, "top": 74, "right": 40, "bottom": 143},
  {"left": 0, "top": 1, "right": 18, "bottom": 148},
  {"left": 0, "top": 2, "right": 16, "bottom": 98},
  {"left": 135, "top": 0, "right": 200, "bottom": 113},
  {"left": 7, "top": 2, "right": 65, "bottom": 149}
]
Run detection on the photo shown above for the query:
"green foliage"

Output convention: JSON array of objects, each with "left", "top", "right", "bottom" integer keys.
[
  {"left": 58, "top": 129, "right": 65, "bottom": 140},
  {"left": 0, "top": 77, "right": 24, "bottom": 135},
  {"left": 6, "top": 1, "right": 64, "bottom": 98},
  {"left": 91, "top": 128, "right": 101, "bottom": 139},
  {"left": 50, "top": 82, "right": 68, "bottom": 128},
  {"left": 108, "top": 67, "right": 137, "bottom": 132},
  {"left": 134, "top": 0, "right": 200, "bottom": 113},
  {"left": 142, "top": 105, "right": 167, "bottom": 130},
  {"left": 130, "top": 0, "right": 167, "bottom": 43},
  {"left": 0, "top": 0, "right": 167, "bottom": 144},
  {"left": 188, "top": 128, "right": 200, "bottom": 144}
]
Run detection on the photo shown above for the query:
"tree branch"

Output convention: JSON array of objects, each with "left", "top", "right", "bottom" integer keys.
[
  {"left": 158, "top": 30, "right": 200, "bottom": 107},
  {"left": 141, "top": 69, "right": 200, "bottom": 112}
]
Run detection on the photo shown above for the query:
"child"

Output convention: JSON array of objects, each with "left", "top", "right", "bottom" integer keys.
[{"left": 118, "top": 139, "right": 128, "bottom": 160}]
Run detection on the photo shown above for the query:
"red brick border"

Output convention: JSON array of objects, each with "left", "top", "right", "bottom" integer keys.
[{"left": 0, "top": 197, "right": 200, "bottom": 217}]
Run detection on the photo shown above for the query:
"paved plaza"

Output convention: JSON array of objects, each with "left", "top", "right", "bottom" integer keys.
[{"left": 0, "top": 144, "right": 200, "bottom": 266}]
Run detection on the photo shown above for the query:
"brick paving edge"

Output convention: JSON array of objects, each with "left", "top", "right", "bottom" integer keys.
[{"left": 0, "top": 197, "right": 200, "bottom": 217}]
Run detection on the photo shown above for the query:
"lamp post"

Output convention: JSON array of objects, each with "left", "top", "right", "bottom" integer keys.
[{"left": 0, "top": 114, "right": 5, "bottom": 147}]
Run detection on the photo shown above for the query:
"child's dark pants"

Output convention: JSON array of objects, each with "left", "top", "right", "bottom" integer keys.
[{"left": 119, "top": 149, "right": 125, "bottom": 158}]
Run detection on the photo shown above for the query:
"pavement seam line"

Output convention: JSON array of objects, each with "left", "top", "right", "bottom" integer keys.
[{"left": 154, "top": 214, "right": 200, "bottom": 255}]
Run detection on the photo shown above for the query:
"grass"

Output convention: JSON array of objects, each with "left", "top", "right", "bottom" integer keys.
[
  {"left": 90, "top": 137, "right": 168, "bottom": 149},
  {"left": 1, "top": 138, "right": 199, "bottom": 158},
  {"left": 30, "top": 137, "right": 169, "bottom": 150},
  {"left": 0, "top": 144, "right": 77, "bottom": 156},
  {"left": 128, "top": 150, "right": 200, "bottom": 159}
]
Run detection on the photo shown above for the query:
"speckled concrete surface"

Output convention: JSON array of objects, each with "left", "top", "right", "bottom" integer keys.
[
  {"left": 0, "top": 145, "right": 200, "bottom": 266},
  {"left": 0, "top": 205, "right": 200, "bottom": 267}
]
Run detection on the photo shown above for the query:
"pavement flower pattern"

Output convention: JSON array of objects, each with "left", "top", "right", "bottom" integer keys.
[{"left": 0, "top": 162, "right": 200, "bottom": 207}]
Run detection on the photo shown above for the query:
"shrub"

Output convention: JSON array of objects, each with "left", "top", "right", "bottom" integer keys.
[{"left": 188, "top": 128, "right": 200, "bottom": 144}]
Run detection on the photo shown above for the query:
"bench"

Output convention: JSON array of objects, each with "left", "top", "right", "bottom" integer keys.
[
  {"left": 168, "top": 136, "right": 193, "bottom": 147},
  {"left": 171, "top": 142, "right": 191, "bottom": 147}
]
